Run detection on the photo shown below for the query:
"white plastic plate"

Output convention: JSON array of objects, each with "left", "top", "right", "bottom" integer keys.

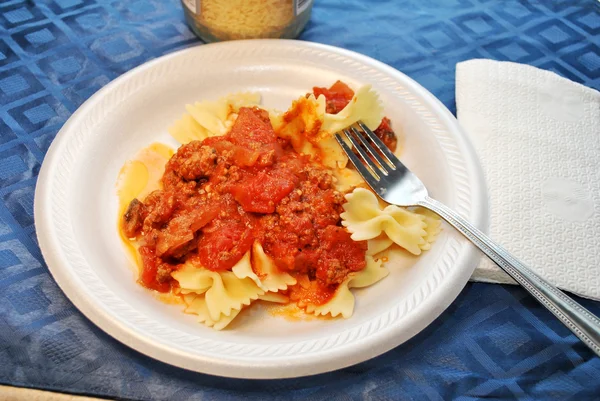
[{"left": 34, "top": 40, "right": 488, "bottom": 379}]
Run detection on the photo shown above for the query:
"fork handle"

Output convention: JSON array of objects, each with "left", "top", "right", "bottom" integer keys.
[{"left": 418, "top": 196, "right": 600, "bottom": 357}]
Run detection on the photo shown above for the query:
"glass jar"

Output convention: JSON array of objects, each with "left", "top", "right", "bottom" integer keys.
[{"left": 181, "top": 0, "right": 314, "bottom": 42}]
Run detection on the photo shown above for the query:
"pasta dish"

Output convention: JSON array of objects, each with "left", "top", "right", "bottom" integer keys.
[{"left": 118, "top": 81, "right": 440, "bottom": 329}]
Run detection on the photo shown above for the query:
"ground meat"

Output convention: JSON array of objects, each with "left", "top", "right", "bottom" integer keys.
[
  {"left": 305, "top": 166, "right": 333, "bottom": 189},
  {"left": 165, "top": 141, "right": 217, "bottom": 181},
  {"left": 263, "top": 163, "right": 347, "bottom": 273},
  {"left": 162, "top": 169, "right": 199, "bottom": 195},
  {"left": 318, "top": 259, "right": 347, "bottom": 286},
  {"left": 156, "top": 262, "right": 174, "bottom": 283},
  {"left": 142, "top": 190, "right": 177, "bottom": 233}
]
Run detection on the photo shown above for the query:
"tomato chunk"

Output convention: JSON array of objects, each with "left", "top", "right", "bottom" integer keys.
[
  {"left": 374, "top": 117, "right": 397, "bottom": 152},
  {"left": 197, "top": 197, "right": 254, "bottom": 271},
  {"left": 232, "top": 170, "right": 297, "bottom": 213},
  {"left": 313, "top": 80, "right": 355, "bottom": 114},
  {"left": 228, "top": 107, "right": 277, "bottom": 148}
]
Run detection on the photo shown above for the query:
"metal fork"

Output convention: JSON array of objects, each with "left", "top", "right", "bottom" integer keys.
[{"left": 336, "top": 121, "right": 600, "bottom": 357}]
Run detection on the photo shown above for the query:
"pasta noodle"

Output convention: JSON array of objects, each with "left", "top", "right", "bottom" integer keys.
[
  {"left": 169, "top": 92, "right": 261, "bottom": 144},
  {"left": 168, "top": 113, "right": 209, "bottom": 145},
  {"left": 275, "top": 87, "right": 384, "bottom": 169},
  {"left": 366, "top": 235, "right": 395, "bottom": 256},
  {"left": 172, "top": 256, "right": 265, "bottom": 321},
  {"left": 183, "top": 290, "right": 290, "bottom": 330},
  {"left": 415, "top": 208, "right": 442, "bottom": 251},
  {"left": 258, "top": 292, "right": 289, "bottom": 304},
  {"left": 232, "top": 242, "right": 297, "bottom": 292},
  {"left": 332, "top": 167, "right": 365, "bottom": 193},
  {"left": 273, "top": 94, "right": 324, "bottom": 156},
  {"left": 341, "top": 188, "right": 429, "bottom": 255},
  {"left": 183, "top": 293, "right": 241, "bottom": 330},
  {"left": 365, "top": 212, "right": 441, "bottom": 255},
  {"left": 321, "top": 85, "right": 384, "bottom": 134}
]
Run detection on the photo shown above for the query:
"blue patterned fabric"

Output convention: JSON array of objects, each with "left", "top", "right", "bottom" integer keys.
[{"left": 1, "top": 0, "right": 599, "bottom": 399}]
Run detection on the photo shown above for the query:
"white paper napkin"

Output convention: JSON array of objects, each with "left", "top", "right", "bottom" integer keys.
[{"left": 455, "top": 59, "right": 600, "bottom": 301}]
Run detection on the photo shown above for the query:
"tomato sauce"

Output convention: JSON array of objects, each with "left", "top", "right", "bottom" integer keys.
[{"left": 122, "top": 106, "right": 368, "bottom": 305}]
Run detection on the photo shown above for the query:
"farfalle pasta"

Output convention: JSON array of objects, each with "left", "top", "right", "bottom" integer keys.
[
  {"left": 341, "top": 188, "right": 441, "bottom": 255},
  {"left": 173, "top": 259, "right": 264, "bottom": 321},
  {"left": 117, "top": 80, "right": 438, "bottom": 330},
  {"left": 182, "top": 293, "right": 242, "bottom": 330},
  {"left": 321, "top": 85, "right": 384, "bottom": 135},
  {"left": 414, "top": 208, "right": 442, "bottom": 251},
  {"left": 270, "top": 84, "right": 384, "bottom": 170},
  {"left": 232, "top": 242, "right": 297, "bottom": 293},
  {"left": 341, "top": 188, "right": 425, "bottom": 255},
  {"left": 169, "top": 92, "right": 261, "bottom": 143}
]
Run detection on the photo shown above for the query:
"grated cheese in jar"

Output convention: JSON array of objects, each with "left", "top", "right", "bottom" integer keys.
[{"left": 182, "top": 0, "right": 314, "bottom": 42}]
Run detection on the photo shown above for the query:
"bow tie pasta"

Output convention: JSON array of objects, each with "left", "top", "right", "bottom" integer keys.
[{"left": 341, "top": 188, "right": 441, "bottom": 256}]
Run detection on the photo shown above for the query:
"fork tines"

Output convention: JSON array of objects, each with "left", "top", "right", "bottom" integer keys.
[{"left": 335, "top": 121, "right": 400, "bottom": 181}]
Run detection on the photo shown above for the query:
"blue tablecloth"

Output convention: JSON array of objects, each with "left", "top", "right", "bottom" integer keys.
[{"left": 1, "top": 0, "right": 599, "bottom": 399}]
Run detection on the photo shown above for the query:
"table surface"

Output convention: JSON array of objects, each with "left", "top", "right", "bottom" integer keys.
[{"left": 1, "top": 0, "right": 599, "bottom": 400}]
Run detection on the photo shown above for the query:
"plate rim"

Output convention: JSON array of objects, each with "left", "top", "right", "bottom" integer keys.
[{"left": 34, "top": 39, "right": 488, "bottom": 379}]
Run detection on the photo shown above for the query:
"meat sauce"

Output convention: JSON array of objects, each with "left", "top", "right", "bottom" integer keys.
[{"left": 122, "top": 105, "right": 369, "bottom": 305}]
